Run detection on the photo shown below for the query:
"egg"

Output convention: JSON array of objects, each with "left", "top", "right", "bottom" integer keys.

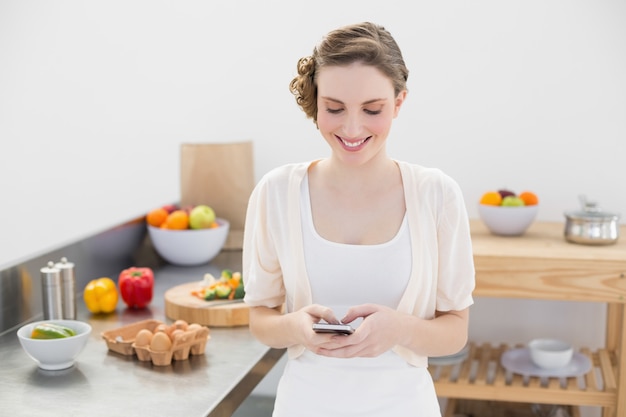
[
  {"left": 154, "top": 323, "right": 168, "bottom": 334},
  {"left": 150, "top": 331, "right": 172, "bottom": 351},
  {"left": 170, "top": 329, "right": 185, "bottom": 342},
  {"left": 173, "top": 319, "right": 188, "bottom": 331},
  {"left": 187, "top": 323, "right": 202, "bottom": 332},
  {"left": 165, "top": 324, "right": 177, "bottom": 339},
  {"left": 134, "top": 329, "right": 153, "bottom": 347}
]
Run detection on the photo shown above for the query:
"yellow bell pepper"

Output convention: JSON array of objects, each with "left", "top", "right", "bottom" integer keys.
[{"left": 83, "top": 277, "right": 118, "bottom": 314}]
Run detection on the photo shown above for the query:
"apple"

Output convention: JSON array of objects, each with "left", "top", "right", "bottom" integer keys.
[
  {"left": 501, "top": 196, "right": 525, "bottom": 207},
  {"left": 162, "top": 204, "right": 178, "bottom": 214},
  {"left": 498, "top": 189, "right": 516, "bottom": 199},
  {"left": 189, "top": 205, "right": 216, "bottom": 229}
]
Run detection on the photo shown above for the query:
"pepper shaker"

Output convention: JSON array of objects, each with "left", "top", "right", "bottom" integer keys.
[
  {"left": 41, "top": 261, "right": 63, "bottom": 320},
  {"left": 55, "top": 257, "right": 77, "bottom": 319}
]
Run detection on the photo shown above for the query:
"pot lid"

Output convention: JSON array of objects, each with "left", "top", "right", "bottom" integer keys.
[{"left": 564, "top": 197, "right": 620, "bottom": 221}]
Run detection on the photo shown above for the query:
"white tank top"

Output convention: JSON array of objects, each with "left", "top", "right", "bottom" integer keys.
[
  {"left": 301, "top": 175, "right": 412, "bottom": 323},
  {"left": 269, "top": 176, "right": 441, "bottom": 417}
]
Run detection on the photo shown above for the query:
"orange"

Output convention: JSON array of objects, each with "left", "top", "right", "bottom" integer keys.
[
  {"left": 146, "top": 207, "right": 169, "bottom": 228},
  {"left": 519, "top": 191, "right": 539, "bottom": 206},
  {"left": 479, "top": 191, "right": 502, "bottom": 206},
  {"left": 163, "top": 210, "right": 189, "bottom": 230}
]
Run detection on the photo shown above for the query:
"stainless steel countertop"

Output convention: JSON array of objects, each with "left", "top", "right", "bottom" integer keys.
[{"left": 0, "top": 224, "right": 284, "bottom": 417}]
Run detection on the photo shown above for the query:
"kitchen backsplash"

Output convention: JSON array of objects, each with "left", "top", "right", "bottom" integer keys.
[{"left": 0, "top": 217, "right": 151, "bottom": 335}]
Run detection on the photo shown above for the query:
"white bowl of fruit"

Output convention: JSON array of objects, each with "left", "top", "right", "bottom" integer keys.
[
  {"left": 478, "top": 189, "right": 539, "bottom": 236},
  {"left": 146, "top": 204, "right": 229, "bottom": 266}
]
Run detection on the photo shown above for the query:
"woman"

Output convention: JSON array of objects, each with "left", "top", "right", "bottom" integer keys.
[{"left": 242, "top": 22, "right": 475, "bottom": 417}]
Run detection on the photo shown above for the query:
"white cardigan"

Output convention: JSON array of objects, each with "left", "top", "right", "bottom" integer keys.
[{"left": 242, "top": 160, "right": 475, "bottom": 367}]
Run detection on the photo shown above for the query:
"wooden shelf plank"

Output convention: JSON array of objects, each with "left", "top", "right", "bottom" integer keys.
[{"left": 431, "top": 343, "right": 617, "bottom": 409}]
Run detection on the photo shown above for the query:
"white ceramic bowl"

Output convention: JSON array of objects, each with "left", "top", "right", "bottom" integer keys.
[
  {"left": 148, "top": 218, "right": 230, "bottom": 266},
  {"left": 17, "top": 320, "right": 92, "bottom": 370},
  {"left": 478, "top": 204, "right": 539, "bottom": 236},
  {"left": 528, "top": 338, "right": 574, "bottom": 369}
]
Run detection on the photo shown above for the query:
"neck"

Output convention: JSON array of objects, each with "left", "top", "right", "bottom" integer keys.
[{"left": 316, "top": 153, "right": 398, "bottom": 190}]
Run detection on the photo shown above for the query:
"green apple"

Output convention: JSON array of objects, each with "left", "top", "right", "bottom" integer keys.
[
  {"left": 189, "top": 205, "right": 216, "bottom": 229},
  {"left": 501, "top": 196, "right": 525, "bottom": 207}
]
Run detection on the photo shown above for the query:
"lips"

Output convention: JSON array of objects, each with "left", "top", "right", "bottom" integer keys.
[{"left": 337, "top": 136, "right": 370, "bottom": 149}]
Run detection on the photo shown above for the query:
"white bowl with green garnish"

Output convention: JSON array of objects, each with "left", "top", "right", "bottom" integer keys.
[{"left": 17, "top": 319, "right": 92, "bottom": 370}]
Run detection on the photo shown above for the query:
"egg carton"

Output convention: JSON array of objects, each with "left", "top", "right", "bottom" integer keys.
[{"left": 101, "top": 318, "right": 210, "bottom": 366}]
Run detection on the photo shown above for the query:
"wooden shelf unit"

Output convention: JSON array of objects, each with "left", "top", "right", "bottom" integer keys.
[{"left": 434, "top": 221, "right": 626, "bottom": 417}]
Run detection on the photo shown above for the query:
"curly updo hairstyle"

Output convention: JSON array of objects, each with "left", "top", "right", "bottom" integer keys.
[{"left": 289, "top": 22, "right": 409, "bottom": 124}]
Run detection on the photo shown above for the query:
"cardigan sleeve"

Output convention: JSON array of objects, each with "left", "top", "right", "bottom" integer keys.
[
  {"left": 435, "top": 174, "right": 475, "bottom": 312},
  {"left": 242, "top": 173, "right": 287, "bottom": 308}
]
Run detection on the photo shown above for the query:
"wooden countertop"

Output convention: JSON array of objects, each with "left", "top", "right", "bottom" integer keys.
[
  {"left": 469, "top": 220, "right": 626, "bottom": 302},
  {"left": 470, "top": 219, "right": 626, "bottom": 262}
]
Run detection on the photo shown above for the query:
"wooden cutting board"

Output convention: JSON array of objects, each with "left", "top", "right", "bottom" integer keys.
[{"left": 164, "top": 282, "right": 249, "bottom": 327}]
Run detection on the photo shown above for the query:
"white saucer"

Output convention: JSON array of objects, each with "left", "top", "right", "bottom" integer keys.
[
  {"left": 501, "top": 348, "right": 592, "bottom": 378},
  {"left": 429, "top": 344, "right": 470, "bottom": 366}
]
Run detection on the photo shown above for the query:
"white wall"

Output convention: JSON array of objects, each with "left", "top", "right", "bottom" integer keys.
[
  {"left": 2, "top": 0, "right": 625, "bottom": 268},
  {"left": 1, "top": 1, "right": 625, "bottom": 411}
]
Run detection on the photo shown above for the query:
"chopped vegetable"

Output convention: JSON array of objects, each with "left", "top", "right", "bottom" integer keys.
[
  {"left": 203, "top": 288, "right": 217, "bottom": 301},
  {"left": 202, "top": 273, "right": 217, "bottom": 287},
  {"left": 215, "top": 284, "right": 232, "bottom": 299},
  {"left": 31, "top": 323, "right": 76, "bottom": 339},
  {"left": 191, "top": 270, "right": 245, "bottom": 301},
  {"left": 234, "top": 284, "right": 245, "bottom": 299}
]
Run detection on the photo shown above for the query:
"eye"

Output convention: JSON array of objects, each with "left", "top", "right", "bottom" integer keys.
[
  {"left": 364, "top": 109, "right": 382, "bottom": 115},
  {"left": 325, "top": 107, "right": 343, "bottom": 114}
]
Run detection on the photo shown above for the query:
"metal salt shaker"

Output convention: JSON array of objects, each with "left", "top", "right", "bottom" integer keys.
[
  {"left": 55, "top": 257, "right": 76, "bottom": 319},
  {"left": 40, "top": 261, "right": 63, "bottom": 320}
]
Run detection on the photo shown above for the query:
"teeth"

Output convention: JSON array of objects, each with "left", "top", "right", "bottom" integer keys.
[{"left": 341, "top": 138, "right": 366, "bottom": 147}]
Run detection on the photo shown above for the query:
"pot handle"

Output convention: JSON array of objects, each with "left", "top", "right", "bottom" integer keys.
[{"left": 579, "top": 195, "right": 600, "bottom": 213}]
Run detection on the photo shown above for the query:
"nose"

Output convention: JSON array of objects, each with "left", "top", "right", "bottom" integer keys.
[{"left": 342, "top": 112, "right": 363, "bottom": 138}]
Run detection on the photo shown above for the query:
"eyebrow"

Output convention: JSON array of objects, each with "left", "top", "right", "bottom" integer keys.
[{"left": 320, "top": 96, "right": 386, "bottom": 105}]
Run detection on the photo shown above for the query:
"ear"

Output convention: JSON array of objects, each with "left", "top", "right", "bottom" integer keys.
[{"left": 393, "top": 90, "right": 407, "bottom": 118}]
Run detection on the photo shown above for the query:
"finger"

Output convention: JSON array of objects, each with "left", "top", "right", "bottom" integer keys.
[
  {"left": 341, "top": 304, "right": 377, "bottom": 323},
  {"left": 305, "top": 304, "right": 339, "bottom": 324},
  {"left": 318, "top": 342, "right": 367, "bottom": 358}
]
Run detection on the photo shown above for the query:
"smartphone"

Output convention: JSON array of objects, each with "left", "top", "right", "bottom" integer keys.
[{"left": 312, "top": 322, "right": 354, "bottom": 335}]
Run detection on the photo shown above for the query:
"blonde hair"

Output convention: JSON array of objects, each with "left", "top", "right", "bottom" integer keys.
[{"left": 289, "top": 22, "right": 409, "bottom": 124}]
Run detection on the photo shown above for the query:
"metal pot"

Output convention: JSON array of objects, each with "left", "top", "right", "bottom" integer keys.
[{"left": 564, "top": 196, "right": 620, "bottom": 245}]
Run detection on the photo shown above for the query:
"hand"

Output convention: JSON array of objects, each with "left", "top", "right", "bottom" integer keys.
[
  {"left": 294, "top": 304, "right": 350, "bottom": 353},
  {"left": 316, "top": 304, "right": 403, "bottom": 358}
]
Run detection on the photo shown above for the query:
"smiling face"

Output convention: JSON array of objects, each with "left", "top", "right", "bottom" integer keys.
[{"left": 316, "top": 62, "right": 406, "bottom": 167}]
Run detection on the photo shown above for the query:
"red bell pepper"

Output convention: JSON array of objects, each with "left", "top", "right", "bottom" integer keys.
[{"left": 118, "top": 267, "right": 154, "bottom": 309}]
